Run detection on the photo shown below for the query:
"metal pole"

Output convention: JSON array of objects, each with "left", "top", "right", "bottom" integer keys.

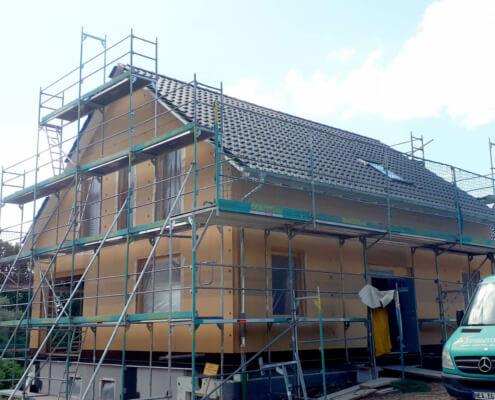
[
  {"left": 384, "top": 148, "right": 391, "bottom": 238},
  {"left": 191, "top": 73, "right": 198, "bottom": 399},
  {"left": 310, "top": 132, "right": 316, "bottom": 227},
  {"left": 203, "top": 324, "right": 295, "bottom": 400},
  {"left": 339, "top": 239, "right": 349, "bottom": 364},
  {"left": 451, "top": 167, "right": 463, "bottom": 246},
  {"left": 154, "top": 36, "right": 158, "bottom": 138},
  {"left": 317, "top": 287, "right": 327, "bottom": 398},
  {"left": 220, "top": 82, "right": 224, "bottom": 199},
  {"left": 79, "top": 168, "right": 191, "bottom": 400},
  {"left": 394, "top": 282, "right": 405, "bottom": 380},
  {"left": 490, "top": 138, "right": 495, "bottom": 195},
  {"left": 8, "top": 199, "right": 129, "bottom": 400},
  {"left": 264, "top": 229, "right": 273, "bottom": 394},
  {"left": 410, "top": 248, "right": 423, "bottom": 367},
  {"left": 120, "top": 28, "right": 134, "bottom": 400},
  {"left": 361, "top": 237, "right": 377, "bottom": 378},
  {"left": 218, "top": 225, "right": 225, "bottom": 400},
  {"left": 0, "top": 218, "right": 76, "bottom": 361},
  {"left": 167, "top": 221, "right": 174, "bottom": 397},
  {"left": 215, "top": 101, "right": 220, "bottom": 203},
  {"left": 435, "top": 250, "right": 447, "bottom": 344},
  {"left": 240, "top": 227, "right": 247, "bottom": 400},
  {"left": 410, "top": 131, "right": 414, "bottom": 160}
]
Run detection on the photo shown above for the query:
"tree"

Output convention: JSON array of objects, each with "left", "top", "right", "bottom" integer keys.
[
  {"left": 0, "top": 360, "right": 23, "bottom": 389},
  {"left": 0, "top": 239, "right": 29, "bottom": 290}
]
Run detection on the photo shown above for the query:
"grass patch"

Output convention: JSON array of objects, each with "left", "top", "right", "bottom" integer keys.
[{"left": 392, "top": 379, "right": 431, "bottom": 393}]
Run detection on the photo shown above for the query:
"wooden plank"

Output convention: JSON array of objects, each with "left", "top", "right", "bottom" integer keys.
[
  {"left": 319, "top": 385, "right": 361, "bottom": 400},
  {"left": 375, "top": 387, "right": 398, "bottom": 396},
  {"left": 360, "top": 377, "right": 398, "bottom": 389}
]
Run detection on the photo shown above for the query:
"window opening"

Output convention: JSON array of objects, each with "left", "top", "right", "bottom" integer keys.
[
  {"left": 271, "top": 252, "right": 305, "bottom": 315},
  {"left": 137, "top": 255, "right": 182, "bottom": 313},
  {"left": 155, "top": 150, "right": 182, "bottom": 221}
]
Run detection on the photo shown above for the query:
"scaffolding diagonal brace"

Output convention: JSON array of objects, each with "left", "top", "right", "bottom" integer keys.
[
  {"left": 7, "top": 197, "right": 129, "bottom": 400},
  {"left": 80, "top": 166, "right": 193, "bottom": 400}
]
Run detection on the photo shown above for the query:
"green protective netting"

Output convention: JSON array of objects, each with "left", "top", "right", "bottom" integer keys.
[{"left": 392, "top": 379, "right": 431, "bottom": 393}]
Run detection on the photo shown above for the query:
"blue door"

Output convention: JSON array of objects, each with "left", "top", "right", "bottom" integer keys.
[{"left": 391, "top": 277, "right": 420, "bottom": 353}]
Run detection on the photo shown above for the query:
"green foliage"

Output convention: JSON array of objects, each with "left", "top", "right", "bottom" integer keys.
[
  {"left": 0, "top": 239, "right": 19, "bottom": 258},
  {"left": 0, "top": 296, "right": 27, "bottom": 348},
  {"left": 0, "top": 360, "right": 23, "bottom": 389},
  {"left": 0, "top": 241, "right": 27, "bottom": 389},
  {"left": 392, "top": 378, "right": 431, "bottom": 393}
]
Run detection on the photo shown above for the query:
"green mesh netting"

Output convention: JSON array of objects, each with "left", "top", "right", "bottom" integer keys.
[{"left": 392, "top": 379, "right": 431, "bottom": 393}]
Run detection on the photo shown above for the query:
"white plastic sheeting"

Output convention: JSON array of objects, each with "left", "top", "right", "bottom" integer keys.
[
  {"left": 155, "top": 150, "right": 182, "bottom": 219},
  {"left": 140, "top": 256, "right": 182, "bottom": 313},
  {"left": 85, "top": 177, "right": 101, "bottom": 236},
  {"left": 358, "top": 284, "right": 395, "bottom": 309}
]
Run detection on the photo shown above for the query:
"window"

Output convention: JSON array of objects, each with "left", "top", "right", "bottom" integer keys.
[
  {"left": 117, "top": 166, "right": 135, "bottom": 230},
  {"left": 155, "top": 150, "right": 182, "bottom": 221},
  {"left": 271, "top": 252, "right": 305, "bottom": 315},
  {"left": 463, "top": 283, "right": 495, "bottom": 326},
  {"left": 358, "top": 158, "right": 407, "bottom": 182},
  {"left": 49, "top": 275, "right": 84, "bottom": 318},
  {"left": 368, "top": 162, "right": 405, "bottom": 182},
  {"left": 80, "top": 177, "right": 101, "bottom": 237},
  {"left": 48, "top": 276, "right": 84, "bottom": 353},
  {"left": 137, "top": 255, "right": 182, "bottom": 313},
  {"left": 100, "top": 380, "right": 115, "bottom": 400}
]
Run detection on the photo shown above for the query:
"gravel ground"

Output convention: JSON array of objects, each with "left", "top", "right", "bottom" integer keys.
[{"left": 366, "top": 382, "right": 454, "bottom": 400}]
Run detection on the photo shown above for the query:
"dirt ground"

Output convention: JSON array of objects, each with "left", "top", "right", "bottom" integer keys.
[{"left": 366, "top": 382, "right": 454, "bottom": 400}]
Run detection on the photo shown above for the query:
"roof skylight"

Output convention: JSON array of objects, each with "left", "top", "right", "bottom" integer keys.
[{"left": 357, "top": 158, "right": 407, "bottom": 182}]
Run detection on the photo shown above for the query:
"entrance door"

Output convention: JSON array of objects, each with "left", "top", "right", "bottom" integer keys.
[{"left": 371, "top": 276, "right": 420, "bottom": 353}]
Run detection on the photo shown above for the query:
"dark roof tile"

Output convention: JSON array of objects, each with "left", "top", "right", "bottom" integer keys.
[{"left": 124, "top": 66, "right": 494, "bottom": 222}]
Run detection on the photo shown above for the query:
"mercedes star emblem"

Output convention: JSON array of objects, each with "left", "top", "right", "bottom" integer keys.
[{"left": 478, "top": 356, "right": 492, "bottom": 373}]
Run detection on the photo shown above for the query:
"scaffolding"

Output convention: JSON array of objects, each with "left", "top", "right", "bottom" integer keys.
[{"left": 1, "top": 30, "right": 495, "bottom": 400}]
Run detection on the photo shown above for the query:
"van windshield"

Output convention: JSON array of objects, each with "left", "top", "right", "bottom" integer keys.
[{"left": 463, "top": 283, "right": 495, "bottom": 326}]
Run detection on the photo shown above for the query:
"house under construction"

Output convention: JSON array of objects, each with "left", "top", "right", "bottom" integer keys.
[{"left": 1, "top": 30, "right": 495, "bottom": 400}]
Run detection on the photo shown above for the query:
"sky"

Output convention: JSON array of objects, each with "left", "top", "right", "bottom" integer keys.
[{"left": 1, "top": 0, "right": 495, "bottom": 192}]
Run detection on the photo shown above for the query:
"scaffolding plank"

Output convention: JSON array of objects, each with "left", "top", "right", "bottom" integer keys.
[
  {"left": 2, "top": 199, "right": 495, "bottom": 267},
  {"left": 0, "top": 311, "right": 194, "bottom": 327},
  {"left": 217, "top": 199, "right": 495, "bottom": 250},
  {"left": 3, "top": 169, "right": 77, "bottom": 204},
  {"left": 0, "top": 214, "right": 198, "bottom": 266},
  {"left": 3, "top": 122, "right": 199, "bottom": 204},
  {"left": 40, "top": 71, "right": 149, "bottom": 124}
]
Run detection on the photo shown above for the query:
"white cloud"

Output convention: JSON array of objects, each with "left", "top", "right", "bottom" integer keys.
[
  {"left": 285, "top": 0, "right": 495, "bottom": 127},
  {"left": 224, "top": 78, "right": 283, "bottom": 110},
  {"left": 327, "top": 48, "right": 356, "bottom": 62},
  {"left": 228, "top": 0, "right": 495, "bottom": 128}
]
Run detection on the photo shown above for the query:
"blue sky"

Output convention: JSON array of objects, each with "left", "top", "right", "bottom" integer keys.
[{"left": 1, "top": 0, "right": 494, "bottom": 177}]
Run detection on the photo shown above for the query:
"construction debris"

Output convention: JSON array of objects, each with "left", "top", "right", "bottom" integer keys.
[{"left": 360, "top": 377, "right": 398, "bottom": 389}]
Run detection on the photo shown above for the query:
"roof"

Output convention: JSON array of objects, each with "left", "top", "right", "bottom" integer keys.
[{"left": 118, "top": 66, "right": 495, "bottom": 224}]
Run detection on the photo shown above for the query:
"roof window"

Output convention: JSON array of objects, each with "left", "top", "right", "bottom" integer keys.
[{"left": 358, "top": 158, "right": 406, "bottom": 182}]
